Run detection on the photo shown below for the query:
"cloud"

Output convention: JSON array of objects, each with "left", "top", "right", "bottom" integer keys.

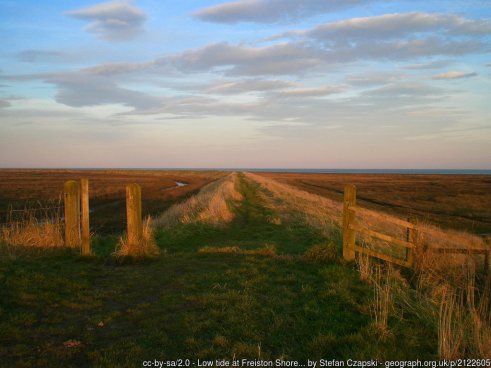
[
  {"left": 0, "top": 100, "right": 11, "bottom": 108},
  {"left": 193, "top": 0, "right": 370, "bottom": 24},
  {"left": 431, "top": 71, "right": 477, "bottom": 80},
  {"left": 404, "top": 60, "right": 451, "bottom": 70},
  {"left": 81, "top": 62, "right": 153, "bottom": 76},
  {"left": 346, "top": 73, "right": 404, "bottom": 86},
  {"left": 299, "top": 12, "right": 491, "bottom": 42},
  {"left": 171, "top": 42, "right": 326, "bottom": 76},
  {"left": 39, "top": 12, "right": 489, "bottom": 81},
  {"left": 16, "top": 50, "right": 66, "bottom": 63},
  {"left": 204, "top": 79, "right": 296, "bottom": 94},
  {"left": 66, "top": 1, "right": 146, "bottom": 41},
  {"left": 46, "top": 73, "right": 161, "bottom": 109},
  {"left": 265, "top": 12, "right": 491, "bottom": 66},
  {"left": 272, "top": 86, "right": 344, "bottom": 98},
  {"left": 363, "top": 82, "right": 442, "bottom": 98}
]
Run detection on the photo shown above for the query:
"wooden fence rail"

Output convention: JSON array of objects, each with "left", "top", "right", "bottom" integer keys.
[{"left": 342, "top": 184, "right": 490, "bottom": 271}]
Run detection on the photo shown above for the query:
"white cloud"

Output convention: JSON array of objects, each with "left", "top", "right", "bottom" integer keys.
[
  {"left": 193, "top": 0, "right": 370, "bottom": 24},
  {"left": 302, "top": 12, "right": 491, "bottom": 42},
  {"left": 66, "top": 1, "right": 146, "bottom": 41},
  {"left": 431, "top": 71, "right": 477, "bottom": 80},
  {"left": 272, "top": 86, "right": 344, "bottom": 98},
  {"left": 205, "top": 79, "right": 296, "bottom": 94},
  {"left": 172, "top": 42, "right": 326, "bottom": 76}
]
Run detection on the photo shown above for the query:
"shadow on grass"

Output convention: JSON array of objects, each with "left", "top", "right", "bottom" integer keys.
[{"left": 0, "top": 174, "right": 437, "bottom": 366}]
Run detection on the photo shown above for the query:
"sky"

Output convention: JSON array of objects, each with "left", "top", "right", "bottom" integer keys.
[{"left": 0, "top": 0, "right": 490, "bottom": 169}]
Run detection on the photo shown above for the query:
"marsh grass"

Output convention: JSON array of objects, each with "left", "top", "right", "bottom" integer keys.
[
  {"left": 113, "top": 217, "right": 160, "bottom": 259},
  {"left": 155, "top": 173, "right": 242, "bottom": 227},
  {"left": 371, "top": 266, "right": 393, "bottom": 337},
  {"left": 0, "top": 206, "right": 64, "bottom": 248}
]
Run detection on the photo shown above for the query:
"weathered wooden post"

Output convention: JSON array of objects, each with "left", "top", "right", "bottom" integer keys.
[
  {"left": 343, "top": 184, "right": 356, "bottom": 261},
  {"left": 81, "top": 178, "right": 91, "bottom": 255},
  {"left": 126, "top": 183, "right": 142, "bottom": 246},
  {"left": 485, "top": 238, "right": 490, "bottom": 275},
  {"left": 406, "top": 219, "right": 417, "bottom": 267},
  {"left": 64, "top": 180, "right": 81, "bottom": 247}
]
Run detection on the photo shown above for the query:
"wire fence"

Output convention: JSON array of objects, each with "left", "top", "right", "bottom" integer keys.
[{"left": 0, "top": 204, "right": 64, "bottom": 228}]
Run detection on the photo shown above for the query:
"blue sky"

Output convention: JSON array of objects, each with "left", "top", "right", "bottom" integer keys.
[{"left": 1, "top": 0, "right": 490, "bottom": 168}]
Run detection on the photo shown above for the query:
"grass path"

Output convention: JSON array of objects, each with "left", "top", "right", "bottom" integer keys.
[{"left": 0, "top": 174, "right": 436, "bottom": 367}]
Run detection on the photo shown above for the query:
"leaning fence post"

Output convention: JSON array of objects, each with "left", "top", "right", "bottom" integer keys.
[
  {"left": 343, "top": 184, "right": 356, "bottom": 261},
  {"left": 64, "top": 180, "right": 81, "bottom": 247},
  {"left": 407, "top": 219, "right": 417, "bottom": 267},
  {"left": 126, "top": 183, "right": 142, "bottom": 246},
  {"left": 81, "top": 178, "right": 91, "bottom": 255}
]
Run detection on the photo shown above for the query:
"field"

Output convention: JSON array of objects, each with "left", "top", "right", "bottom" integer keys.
[
  {"left": 0, "top": 170, "right": 490, "bottom": 366},
  {"left": 0, "top": 169, "right": 224, "bottom": 233},
  {"left": 257, "top": 172, "right": 491, "bottom": 235}
]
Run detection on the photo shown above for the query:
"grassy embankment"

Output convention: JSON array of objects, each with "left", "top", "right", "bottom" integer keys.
[{"left": 0, "top": 173, "right": 438, "bottom": 367}]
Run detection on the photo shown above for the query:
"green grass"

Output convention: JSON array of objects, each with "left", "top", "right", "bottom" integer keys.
[
  {"left": 0, "top": 174, "right": 437, "bottom": 367},
  {"left": 156, "top": 175, "right": 326, "bottom": 255}
]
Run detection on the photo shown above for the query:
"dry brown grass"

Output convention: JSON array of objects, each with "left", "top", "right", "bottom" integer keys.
[
  {"left": 434, "top": 271, "right": 491, "bottom": 359},
  {"left": 155, "top": 173, "right": 242, "bottom": 227},
  {"left": 0, "top": 209, "right": 64, "bottom": 248},
  {"left": 371, "top": 265, "right": 394, "bottom": 336},
  {"left": 356, "top": 253, "right": 373, "bottom": 282},
  {"left": 438, "top": 286, "right": 464, "bottom": 359},
  {"left": 113, "top": 217, "right": 160, "bottom": 259}
]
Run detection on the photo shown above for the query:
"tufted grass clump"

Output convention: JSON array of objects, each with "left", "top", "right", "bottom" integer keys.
[
  {"left": 303, "top": 242, "right": 339, "bottom": 263},
  {"left": 113, "top": 217, "right": 160, "bottom": 260}
]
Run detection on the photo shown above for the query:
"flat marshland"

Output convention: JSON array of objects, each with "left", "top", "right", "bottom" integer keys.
[
  {"left": 0, "top": 170, "right": 490, "bottom": 366},
  {"left": 257, "top": 172, "right": 491, "bottom": 235},
  {"left": 0, "top": 169, "right": 224, "bottom": 234}
]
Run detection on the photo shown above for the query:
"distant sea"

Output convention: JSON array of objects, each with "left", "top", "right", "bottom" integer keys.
[
  {"left": 14, "top": 168, "right": 491, "bottom": 175},
  {"left": 123, "top": 168, "right": 491, "bottom": 175},
  {"left": 238, "top": 169, "right": 491, "bottom": 175}
]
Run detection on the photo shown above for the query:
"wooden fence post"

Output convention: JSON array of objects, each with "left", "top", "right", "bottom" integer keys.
[
  {"left": 485, "top": 238, "right": 490, "bottom": 275},
  {"left": 64, "top": 180, "right": 80, "bottom": 247},
  {"left": 406, "top": 219, "right": 417, "bottom": 267},
  {"left": 343, "top": 184, "right": 356, "bottom": 261},
  {"left": 126, "top": 183, "right": 142, "bottom": 246},
  {"left": 81, "top": 178, "right": 91, "bottom": 255}
]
